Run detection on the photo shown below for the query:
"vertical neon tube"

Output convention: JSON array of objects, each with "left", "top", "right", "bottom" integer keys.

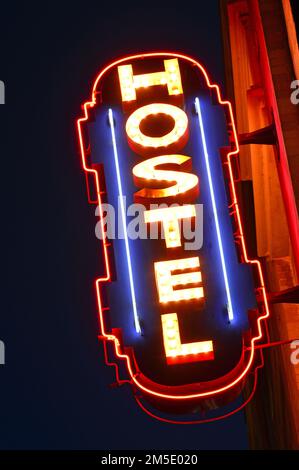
[
  {"left": 195, "top": 97, "right": 234, "bottom": 321},
  {"left": 108, "top": 108, "right": 141, "bottom": 333}
]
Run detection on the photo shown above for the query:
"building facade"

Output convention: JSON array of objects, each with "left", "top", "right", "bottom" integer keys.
[{"left": 221, "top": 0, "right": 299, "bottom": 449}]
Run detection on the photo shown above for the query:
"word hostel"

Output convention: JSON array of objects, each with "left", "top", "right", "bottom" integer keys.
[{"left": 117, "top": 59, "right": 214, "bottom": 365}]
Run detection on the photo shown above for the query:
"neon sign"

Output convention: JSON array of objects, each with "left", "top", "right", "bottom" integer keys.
[{"left": 77, "top": 52, "right": 270, "bottom": 421}]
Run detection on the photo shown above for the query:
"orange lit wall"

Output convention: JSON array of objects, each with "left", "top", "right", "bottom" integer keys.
[{"left": 221, "top": 0, "right": 299, "bottom": 449}]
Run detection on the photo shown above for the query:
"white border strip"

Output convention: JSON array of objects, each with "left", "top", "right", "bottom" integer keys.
[
  {"left": 108, "top": 108, "right": 141, "bottom": 333},
  {"left": 195, "top": 97, "right": 234, "bottom": 321}
]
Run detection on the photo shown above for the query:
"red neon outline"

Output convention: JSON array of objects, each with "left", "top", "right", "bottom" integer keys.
[
  {"left": 76, "top": 52, "right": 270, "bottom": 401},
  {"left": 134, "top": 361, "right": 260, "bottom": 424}
]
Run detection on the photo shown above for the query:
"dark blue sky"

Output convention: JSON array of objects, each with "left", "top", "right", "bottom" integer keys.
[{"left": 0, "top": 2, "right": 249, "bottom": 449}]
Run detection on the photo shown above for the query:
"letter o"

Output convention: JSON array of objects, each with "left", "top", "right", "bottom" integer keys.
[{"left": 125, "top": 103, "right": 188, "bottom": 155}]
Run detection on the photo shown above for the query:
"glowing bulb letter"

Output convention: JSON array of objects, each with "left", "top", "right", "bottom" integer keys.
[
  {"left": 118, "top": 59, "right": 183, "bottom": 102},
  {"left": 126, "top": 103, "right": 188, "bottom": 151},
  {"left": 132, "top": 155, "right": 199, "bottom": 203},
  {"left": 161, "top": 313, "right": 214, "bottom": 364},
  {"left": 144, "top": 205, "right": 196, "bottom": 248},
  {"left": 154, "top": 257, "right": 204, "bottom": 303}
]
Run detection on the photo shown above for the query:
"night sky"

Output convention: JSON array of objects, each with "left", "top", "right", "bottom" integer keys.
[{"left": 0, "top": 2, "right": 250, "bottom": 449}]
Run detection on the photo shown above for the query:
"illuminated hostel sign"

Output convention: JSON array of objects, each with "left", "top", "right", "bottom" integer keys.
[{"left": 77, "top": 53, "right": 270, "bottom": 419}]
